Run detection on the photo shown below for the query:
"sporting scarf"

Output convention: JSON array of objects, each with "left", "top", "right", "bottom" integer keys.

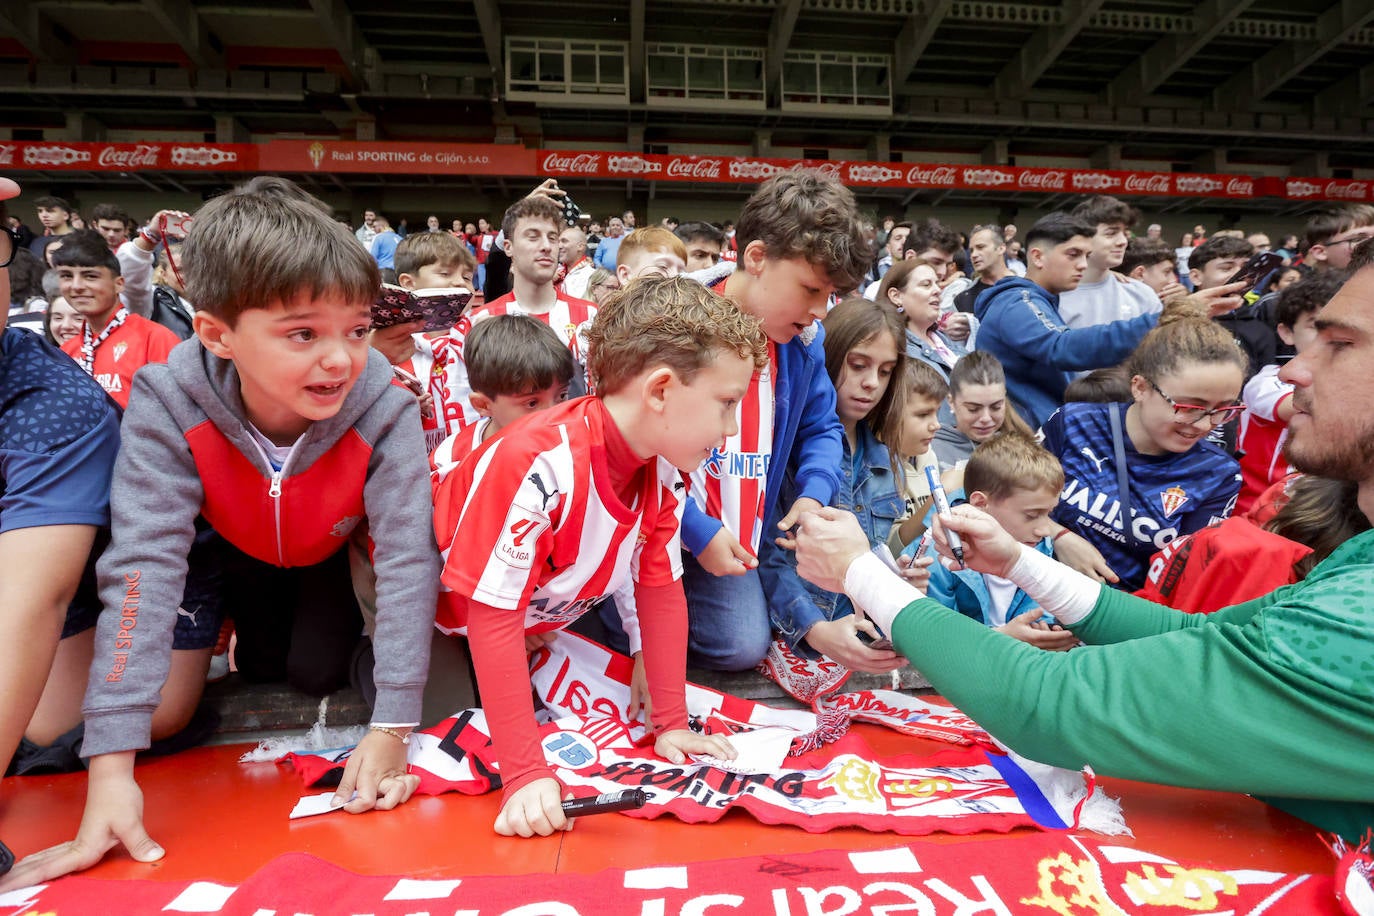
[
  {"left": 79, "top": 306, "right": 128, "bottom": 374},
  {"left": 12, "top": 833, "right": 1351, "bottom": 915},
  {"left": 283, "top": 634, "right": 1116, "bottom": 837}
]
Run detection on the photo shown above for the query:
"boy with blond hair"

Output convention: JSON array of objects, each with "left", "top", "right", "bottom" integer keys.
[
  {"left": 614, "top": 226, "right": 687, "bottom": 286},
  {"left": 907, "top": 434, "right": 1076, "bottom": 650},
  {"left": 433, "top": 276, "right": 765, "bottom": 837},
  {"left": 13, "top": 178, "right": 439, "bottom": 887}
]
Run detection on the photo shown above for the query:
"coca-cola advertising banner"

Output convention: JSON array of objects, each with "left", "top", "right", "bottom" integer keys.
[
  {"left": 1258, "top": 174, "right": 1374, "bottom": 203},
  {"left": 0, "top": 141, "right": 253, "bottom": 171},
  {"left": 258, "top": 140, "right": 535, "bottom": 175},
  {"left": 6, "top": 139, "right": 1370, "bottom": 203},
  {"left": 537, "top": 149, "right": 1265, "bottom": 199}
]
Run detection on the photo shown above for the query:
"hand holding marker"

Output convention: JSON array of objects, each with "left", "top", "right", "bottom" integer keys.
[{"left": 923, "top": 465, "right": 966, "bottom": 569}]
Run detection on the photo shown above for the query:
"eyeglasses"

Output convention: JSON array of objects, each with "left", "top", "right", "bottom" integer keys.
[
  {"left": 0, "top": 226, "right": 17, "bottom": 269},
  {"left": 1324, "top": 231, "right": 1374, "bottom": 249},
  {"left": 1148, "top": 379, "right": 1244, "bottom": 426}
]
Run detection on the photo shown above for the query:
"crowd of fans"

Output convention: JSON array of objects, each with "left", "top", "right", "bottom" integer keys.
[{"left": 2, "top": 169, "right": 1372, "bottom": 883}]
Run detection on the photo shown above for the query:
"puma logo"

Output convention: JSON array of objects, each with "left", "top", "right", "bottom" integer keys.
[
  {"left": 175, "top": 606, "right": 199, "bottom": 627},
  {"left": 1080, "top": 446, "right": 1108, "bottom": 473},
  {"left": 528, "top": 472, "right": 560, "bottom": 511}
]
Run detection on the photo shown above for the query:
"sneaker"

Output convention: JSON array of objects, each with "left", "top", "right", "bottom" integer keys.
[{"left": 206, "top": 651, "right": 230, "bottom": 684}]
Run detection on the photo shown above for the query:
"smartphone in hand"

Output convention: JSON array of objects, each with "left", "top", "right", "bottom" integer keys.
[{"left": 1224, "top": 251, "right": 1284, "bottom": 291}]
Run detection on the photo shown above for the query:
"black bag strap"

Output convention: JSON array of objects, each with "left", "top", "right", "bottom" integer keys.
[{"left": 1108, "top": 405, "right": 1131, "bottom": 533}]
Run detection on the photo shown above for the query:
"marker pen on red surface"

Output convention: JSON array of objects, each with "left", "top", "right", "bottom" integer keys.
[{"left": 561, "top": 788, "right": 649, "bottom": 817}]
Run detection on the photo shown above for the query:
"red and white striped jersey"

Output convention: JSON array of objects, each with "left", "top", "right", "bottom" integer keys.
[
  {"left": 688, "top": 341, "right": 777, "bottom": 556},
  {"left": 1236, "top": 363, "right": 1295, "bottom": 515},
  {"left": 428, "top": 416, "right": 490, "bottom": 497},
  {"left": 450, "top": 290, "right": 597, "bottom": 364},
  {"left": 434, "top": 397, "right": 684, "bottom": 635}
]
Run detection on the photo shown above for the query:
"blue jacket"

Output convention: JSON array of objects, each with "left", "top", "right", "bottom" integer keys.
[
  {"left": 974, "top": 277, "right": 1156, "bottom": 430},
  {"left": 909, "top": 504, "right": 1055, "bottom": 627},
  {"left": 759, "top": 422, "right": 903, "bottom": 656},
  {"left": 682, "top": 322, "right": 843, "bottom": 555}
]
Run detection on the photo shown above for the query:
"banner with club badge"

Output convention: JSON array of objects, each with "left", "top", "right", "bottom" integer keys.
[
  {"left": 284, "top": 634, "right": 1120, "bottom": 836},
  {"left": 5, "top": 833, "right": 1346, "bottom": 915}
]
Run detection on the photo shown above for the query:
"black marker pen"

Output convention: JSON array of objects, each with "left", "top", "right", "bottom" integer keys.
[{"left": 561, "top": 788, "right": 649, "bottom": 817}]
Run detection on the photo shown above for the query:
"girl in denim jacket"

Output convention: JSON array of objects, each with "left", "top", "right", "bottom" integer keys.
[{"left": 760, "top": 298, "right": 911, "bottom": 675}]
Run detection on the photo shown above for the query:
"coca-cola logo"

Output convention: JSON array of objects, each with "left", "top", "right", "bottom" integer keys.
[
  {"left": 0, "top": 144, "right": 13, "bottom": 166},
  {"left": 1019, "top": 170, "right": 1068, "bottom": 191},
  {"left": 809, "top": 162, "right": 843, "bottom": 178},
  {"left": 1225, "top": 177, "right": 1254, "bottom": 196},
  {"left": 905, "top": 165, "right": 957, "bottom": 186},
  {"left": 171, "top": 146, "right": 238, "bottom": 167},
  {"left": 1326, "top": 180, "right": 1370, "bottom": 201},
  {"left": 1175, "top": 176, "right": 1223, "bottom": 194},
  {"left": 607, "top": 155, "right": 662, "bottom": 176},
  {"left": 97, "top": 144, "right": 160, "bottom": 168},
  {"left": 24, "top": 145, "right": 89, "bottom": 167},
  {"left": 1287, "top": 180, "right": 1323, "bottom": 198},
  {"left": 728, "top": 160, "right": 782, "bottom": 181},
  {"left": 846, "top": 164, "right": 903, "bottom": 184},
  {"left": 962, "top": 168, "right": 1015, "bottom": 187},
  {"left": 1071, "top": 172, "right": 1119, "bottom": 191},
  {"left": 664, "top": 157, "right": 722, "bottom": 180},
  {"left": 541, "top": 152, "right": 602, "bottom": 174},
  {"left": 1124, "top": 174, "right": 1171, "bottom": 193}
]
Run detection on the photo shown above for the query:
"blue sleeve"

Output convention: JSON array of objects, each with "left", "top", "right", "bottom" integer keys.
[
  {"left": 593, "top": 240, "right": 609, "bottom": 270},
  {"left": 0, "top": 410, "right": 120, "bottom": 534},
  {"left": 1000, "top": 291, "right": 1157, "bottom": 372},
  {"left": 1039, "top": 407, "right": 1066, "bottom": 454},
  {"left": 680, "top": 499, "right": 724, "bottom": 556},
  {"left": 922, "top": 564, "right": 969, "bottom": 619},
  {"left": 786, "top": 331, "right": 843, "bottom": 507}
]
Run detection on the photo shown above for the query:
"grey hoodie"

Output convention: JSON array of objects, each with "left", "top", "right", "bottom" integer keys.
[{"left": 82, "top": 340, "right": 439, "bottom": 756}]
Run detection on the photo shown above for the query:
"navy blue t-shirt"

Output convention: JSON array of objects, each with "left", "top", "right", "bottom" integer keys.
[
  {"left": 1040, "top": 401, "right": 1240, "bottom": 591},
  {"left": 0, "top": 327, "right": 120, "bottom": 533}
]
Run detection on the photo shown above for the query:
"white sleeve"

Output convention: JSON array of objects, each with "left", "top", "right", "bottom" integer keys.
[
  {"left": 1242, "top": 365, "right": 1291, "bottom": 422},
  {"left": 116, "top": 241, "right": 155, "bottom": 317}
]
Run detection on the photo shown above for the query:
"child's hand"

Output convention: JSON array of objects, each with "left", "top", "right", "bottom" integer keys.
[
  {"left": 333, "top": 729, "right": 420, "bottom": 814},
  {"left": 655, "top": 728, "right": 736, "bottom": 765},
  {"left": 494, "top": 777, "right": 571, "bottom": 837},
  {"left": 777, "top": 497, "right": 823, "bottom": 535},
  {"left": 996, "top": 610, "right": 1079, "bottom": 651},
  {"left": 803, "top": 617, "right": 907, "bottom": 674},
  {"left": 897, "top": 552, "right": 933, "bottom": 591},
  {"left": 1051, "top": 530, "right": 1119, "bottom": 584},
  {"left": 0, "top": 752, "right": 162, "bottom": 893},
  {"left": 626, "top": 651, "right": 651, "bottom": 723},
  {"left": 698, "top": 527, "right": 756, "bottom": 576},
  {"left": 525, "top": 630, "right": 558, "bottom": 653}
]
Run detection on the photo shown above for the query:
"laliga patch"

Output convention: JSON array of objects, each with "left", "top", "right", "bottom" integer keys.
[
  {"left": 1159, "top": 485, "right": 1189, "bottom": 517},
  {"left": 494, "top": 504, "right": 549, "bottom": 570}
]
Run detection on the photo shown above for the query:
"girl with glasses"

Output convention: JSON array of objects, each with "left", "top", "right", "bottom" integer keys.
[{"left": 1038, "top": 312, "right": 1246, "bottom": 590}]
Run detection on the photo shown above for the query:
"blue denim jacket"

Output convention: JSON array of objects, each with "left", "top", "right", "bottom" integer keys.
[{"left": 759, "top": 422, "right": 904, "bottom": 657}]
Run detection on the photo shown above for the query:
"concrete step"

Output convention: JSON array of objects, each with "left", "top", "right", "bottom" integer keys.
[{"left": 203, "top": 667, "right": 934, "bottom": 744}]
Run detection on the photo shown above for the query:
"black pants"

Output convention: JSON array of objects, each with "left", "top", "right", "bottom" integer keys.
[{"left": 219, "top": 544, "right": 364, "bottom": 698}]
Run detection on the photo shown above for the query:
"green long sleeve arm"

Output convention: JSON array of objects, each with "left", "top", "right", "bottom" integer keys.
[{"left": 889, "top": 532, "right": 1374, "bottom": 840}]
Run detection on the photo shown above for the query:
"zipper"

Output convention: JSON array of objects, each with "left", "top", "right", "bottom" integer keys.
[{"left": 246, "top": 432, "right": 302, "bottom": 566}]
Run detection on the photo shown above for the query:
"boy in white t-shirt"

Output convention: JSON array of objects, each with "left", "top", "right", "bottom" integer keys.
[{"left": 1057, "top": 196, "right": 1163, "bottom": 330}]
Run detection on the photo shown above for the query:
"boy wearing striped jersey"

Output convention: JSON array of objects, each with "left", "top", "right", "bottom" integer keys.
[
  {"left": 678, "top": 171, "right": 870, "bottom": 671},
  {"left": 433, "top": 277, "right": 766, "bottom": 838}
]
